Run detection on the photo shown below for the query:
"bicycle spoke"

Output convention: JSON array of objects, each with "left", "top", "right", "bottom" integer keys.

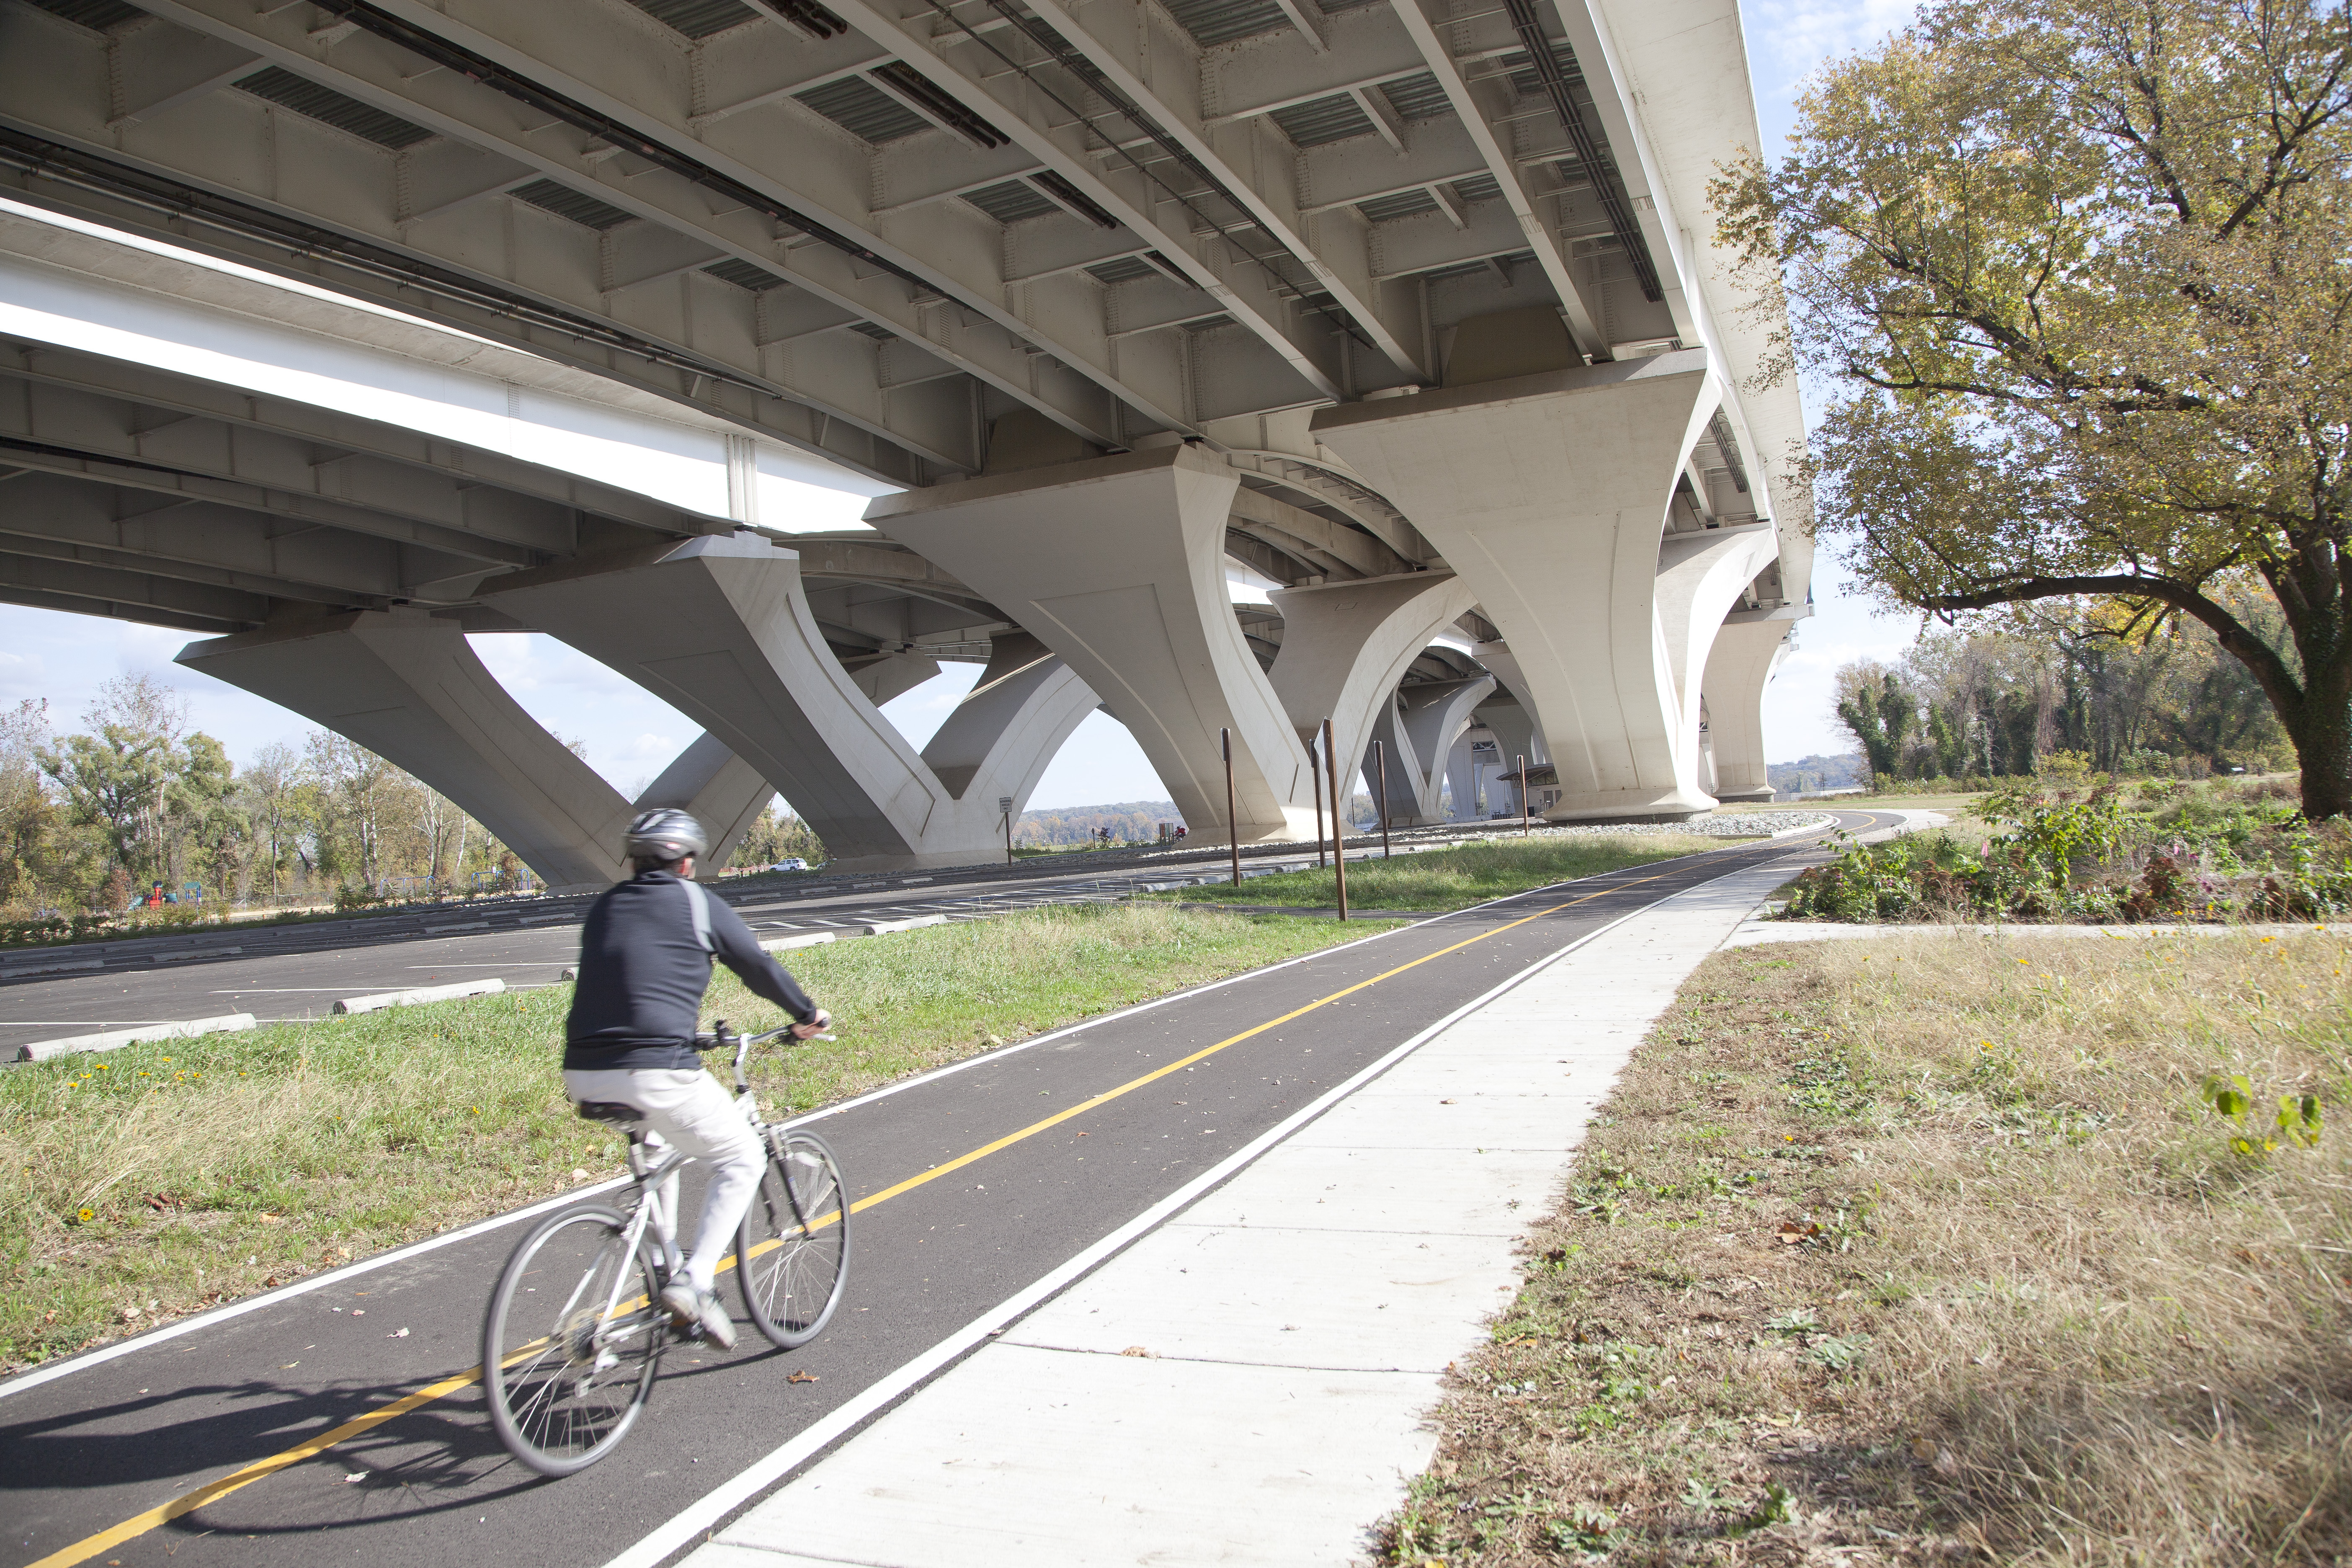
[
  {"left": 737, "top": 1132, "right": 850, "bottom": 1349},
  {"left": 484, "top": 1206, "right": 663, "bottom": 1477}
]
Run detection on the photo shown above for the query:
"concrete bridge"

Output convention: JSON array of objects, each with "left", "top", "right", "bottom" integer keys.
[{"left": 0, "top": 0, "right": 1808, "bottom": 882}]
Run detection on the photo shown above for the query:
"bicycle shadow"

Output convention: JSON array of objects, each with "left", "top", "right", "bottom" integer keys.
[{"left": 5, "top": 1338, "right": 800, "bottom": 1533}]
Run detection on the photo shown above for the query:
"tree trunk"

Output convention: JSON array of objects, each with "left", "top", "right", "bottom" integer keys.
[{"left": 2285, "top": 687, "right": 2352, "bottom": 820}]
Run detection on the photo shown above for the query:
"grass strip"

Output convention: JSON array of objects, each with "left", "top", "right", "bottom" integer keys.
[
  {"left": 1376, "top": 928, "right": 2352, "bottom": 1565},
  {"left": 0, "top": 902, "right": 1362, "bottom": 1373},
  {"left": 1151, "top": 835, "right": 1740, "bottom": 913}
]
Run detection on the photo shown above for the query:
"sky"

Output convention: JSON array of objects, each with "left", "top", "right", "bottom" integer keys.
[{"left": 0, "top": 0, "right": 1923, "bottom": 805}]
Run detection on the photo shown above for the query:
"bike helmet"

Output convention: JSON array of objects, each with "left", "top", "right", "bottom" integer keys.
[{"left": 624, "top": 808, "right": 707, "bottom": 863}]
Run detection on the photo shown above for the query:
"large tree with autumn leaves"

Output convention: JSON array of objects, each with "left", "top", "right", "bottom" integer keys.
[{"left": 1717, "top": 0, "right": 2352, "bottom": 816}]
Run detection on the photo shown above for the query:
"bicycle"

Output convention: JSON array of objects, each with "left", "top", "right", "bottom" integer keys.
[{"left": 480, "top": 1022, "right": 853, "bottom": 1477}]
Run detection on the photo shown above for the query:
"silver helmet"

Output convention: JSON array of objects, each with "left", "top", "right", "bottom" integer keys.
[{"left": 624, "top": 808, "right": 707, "bottom": 863}]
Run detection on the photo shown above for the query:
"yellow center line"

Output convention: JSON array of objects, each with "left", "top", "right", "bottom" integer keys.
[{"left": 24, "top": 846, "right": 1796, "bottom": 1568}]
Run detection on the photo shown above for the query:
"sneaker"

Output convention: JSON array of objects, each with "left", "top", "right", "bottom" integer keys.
[{"left": 659, "top": 1282, "right": 737, "bottom": 1350}]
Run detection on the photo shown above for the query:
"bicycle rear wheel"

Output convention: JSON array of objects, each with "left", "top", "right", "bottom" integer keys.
[
  {"left": 482, "top": 1205, "right": 665, "bottom": 1476},
  {"left": 737, "top": 1129, "right": 851, "bottom": 1349}
]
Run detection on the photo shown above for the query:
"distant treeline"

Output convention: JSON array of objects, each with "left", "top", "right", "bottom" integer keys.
[
  {"left": 1768, "top": 754, "right": 1869, "bottom": 794},
  {"left": 1014, "top": 800, "right": 1183, "bottom": 845}
]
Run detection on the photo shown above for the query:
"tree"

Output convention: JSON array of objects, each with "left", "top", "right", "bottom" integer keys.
[
  {"left": 39, "top": 675, "right": 187, "bottom": 886},
  {"left": 305, "top": 731, "right": 400, "bottom": 889},
  {"left": 237, "top": 740, "right": 307, "bottom": 895},
  {"left": 1836, "top": 665, "right": 1916, "bottom": 778},
  {"left": 0, "top": 699, "right": 74, "bottom": 908},
  {"left": 1719, "top": 0, "right": 2352, "bottom": 816}
]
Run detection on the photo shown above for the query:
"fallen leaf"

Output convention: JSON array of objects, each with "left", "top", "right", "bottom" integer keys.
[
  {"left": 787, "top": 1370, "right": 819, "bottom": 1384},
  {"left": 1911, "top": 1437, "right": 1937, "bottom": 1461},
  {"left": 1440, "top": 1099, "right": 1457, "bottom": 1105},
  {"left": 1120, "top": 1346, "right": 1153, "bottom": 1358},
  {"left": 258, "top": 1213, "right": 281, "bottom": 1224},
  {"left": 1775, "top": 1221, "right": 1822, "bottom": 1246}
]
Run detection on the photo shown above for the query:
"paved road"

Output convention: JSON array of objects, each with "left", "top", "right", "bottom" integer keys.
[
  {"left": 0, "top": 813, "right": 1881, "bottom": 1568},
  {"left": 0, "top": 838, "right": 1409, "bottom": 1058}
]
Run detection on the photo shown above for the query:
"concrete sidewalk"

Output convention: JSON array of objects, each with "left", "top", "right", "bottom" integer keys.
[{"left": 681, "top": 857, "right": 1810, "bottom": 1568}]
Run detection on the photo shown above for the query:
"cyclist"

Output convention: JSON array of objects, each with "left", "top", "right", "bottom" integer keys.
[{"left": 562, "top": 808, "right": 829, "bottom": 1349}]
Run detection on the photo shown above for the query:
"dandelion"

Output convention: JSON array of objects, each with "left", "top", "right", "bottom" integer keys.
[{"left": 75, "top": 1207, "right": 94, "bottom": 1223}]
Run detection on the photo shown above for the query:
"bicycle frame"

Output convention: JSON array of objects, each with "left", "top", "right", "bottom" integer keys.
[{"left": 583, "top": 1022, "right": 806, "bottom": 1346}]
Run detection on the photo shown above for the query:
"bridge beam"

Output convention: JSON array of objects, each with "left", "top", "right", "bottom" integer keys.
[
  {"left": 1317, "top": 351, "right": 1730, "bottom": 820},
  {"left": 1266, "top": 570, "right": 1478, "bottom": 793},
  {"left": 1701, "top": 619, "right": 1790, "bottom": 804},
  {"left": 1369, "top": 674, "right": 1495, "bottom": 825},
  {"left": 483, "top": 534, "right": 1096, "bottom": 871},
  {"left": 176, "top": 610, "right": 637, "bottom": 891},
  {"left": 867, "top": 445, "right": 1318, "bottom": 846}
]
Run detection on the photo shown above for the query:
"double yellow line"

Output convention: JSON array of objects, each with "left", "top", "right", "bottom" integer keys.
[{"left": 25, "top": 853, "right": 1752, "bottom": 1568}]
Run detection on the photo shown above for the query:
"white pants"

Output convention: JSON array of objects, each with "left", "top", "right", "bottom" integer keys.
[{"left": 565, "top": 1066, "right": 764, "bottom": 1295}]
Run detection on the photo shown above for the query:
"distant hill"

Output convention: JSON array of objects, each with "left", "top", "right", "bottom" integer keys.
[
  {"left": 1016, "top": 800, "right": 1184, "bottom": 845},
  {"left": 1768, "top": 753, "right": 1867, "bottom": 794}
]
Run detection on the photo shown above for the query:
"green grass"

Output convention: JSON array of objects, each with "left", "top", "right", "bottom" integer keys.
[
  {"left": 0, "top": 902, "right": 1361, "bottom": 1372},
  {"left": 1153, "top": 833, "right": 1745, "bottom": 912}
]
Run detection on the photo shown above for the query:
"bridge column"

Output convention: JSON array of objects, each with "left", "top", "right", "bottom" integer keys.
[
  {"left": 1266, "top": 572, "right": 1478, "bottom": 790},
  {"left": 483, "top": 534, "right": 1096, "bottom": 871},
  {"left": 178, "top": 610, "right": 635, "bottom": 891},
  {"left": 1656, "top": 526, "right": 1783, "bottom": 802},
  {"left": 1317, "top": 351, "right": 1745, "bottom": 821},
  {"left": 634, "top": 732, "right": 776, "bottom": 870},
  {"left": 1702, "top": 620, "right": 1792, "bottom": 803},
  {"left": 867, "top": 446, "right": 1318, "bottom": 845},
  {"left": 1367, "top": 676, "right": 1496, "bottom": 825}
]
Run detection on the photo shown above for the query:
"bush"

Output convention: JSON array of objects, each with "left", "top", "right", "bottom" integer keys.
[{"left": 1779, "top": 777, "right": 2351, "bottom": 923}]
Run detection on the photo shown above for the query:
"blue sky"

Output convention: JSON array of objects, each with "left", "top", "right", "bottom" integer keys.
[{"left": 0, "top": 0, "right": 1919, "bottom": 805}]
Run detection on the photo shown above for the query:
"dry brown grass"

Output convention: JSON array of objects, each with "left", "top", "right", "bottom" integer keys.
[{"left": 1377, "top": 929, "right": 2352, "bottom": 1566}]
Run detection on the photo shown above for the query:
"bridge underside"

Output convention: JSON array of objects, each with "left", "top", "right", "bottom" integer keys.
[{"left": 0, "top": 0, "right": 1815, "bottom": 878}]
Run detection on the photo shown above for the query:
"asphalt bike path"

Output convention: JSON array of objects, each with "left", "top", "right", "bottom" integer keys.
[{"left": 3, "top": 812, "right": 1890, "bottom": 1568}]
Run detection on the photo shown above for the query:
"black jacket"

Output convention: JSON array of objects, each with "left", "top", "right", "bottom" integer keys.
[{"left": 563, "top": 869, "right": 818, "bottom": 1070}]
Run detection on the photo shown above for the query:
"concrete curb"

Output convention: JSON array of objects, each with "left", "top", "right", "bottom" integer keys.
[
  {"left": 332, "top": 978, "right": 506, "bottom": 1014},
  {"left": 1730, "top": 920, "right": 2342, "bottom": 947},
  {"left": 17, "top": 1012, "right": 258, "bottom": 1062},
  {"left": 760, "top": 931, "right": 839, "bottom": 953}
]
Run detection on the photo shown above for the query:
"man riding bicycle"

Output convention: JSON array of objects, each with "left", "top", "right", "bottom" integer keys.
[{"left": 563, "top": 808, "right": 829, "bottom": 1349}]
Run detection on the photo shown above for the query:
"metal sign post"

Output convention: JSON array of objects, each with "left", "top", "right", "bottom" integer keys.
[
  {"left": 1325, "top": 718, "right": 1348, "bottom": 920},
  {"left": 998, "top": 795, "right": 1015, "bottom": 865},
  {"left": 1374, "top": 740, "right": 1391, "bottom": 858},
  {"left": 1517, "top": 755, "right": 1531, "bottom": 836},
  {"left": 1222, "top": 728, "right": 1241, "bottom": 887},
  {"left": 1310, "top": 730, "right": 1327, "bottom": 869}
]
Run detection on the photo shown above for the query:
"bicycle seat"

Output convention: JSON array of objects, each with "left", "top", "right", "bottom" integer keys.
[{"left": 573, "top": 1100, "right": 642, "bottom": 1126}]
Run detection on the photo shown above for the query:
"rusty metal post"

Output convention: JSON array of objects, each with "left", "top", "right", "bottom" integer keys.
[
  {"left": 1222, "top": 727, "right": 1241, "bottom": 887},
  {"left": 1326, "top": 717, "right": 1348, "bottom": 921},
  {"left": 1311, "top": 730, "right": 1327, "bottom": 869}
]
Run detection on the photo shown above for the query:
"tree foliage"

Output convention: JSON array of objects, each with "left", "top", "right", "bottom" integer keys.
[
  {"left": 1837, "top": 614, "right": 2289, "bottom": 782},
  {"left": 1718, "top": 0, "right": 2352, "bottom": 815}
]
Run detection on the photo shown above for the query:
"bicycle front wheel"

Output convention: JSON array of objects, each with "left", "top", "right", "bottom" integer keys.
[
  {"left": 482, "top": 1204, "right": 665, "bottom": 1477},
  {"left": 737, "top": 1129, "right": 851, "bottom": 1349}
]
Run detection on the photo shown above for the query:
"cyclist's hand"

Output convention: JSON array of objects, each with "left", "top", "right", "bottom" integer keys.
[{"left": 789, "top": 1008, "right": 830, "bottom": 1041}]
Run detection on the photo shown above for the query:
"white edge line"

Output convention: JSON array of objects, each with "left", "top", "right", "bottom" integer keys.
[
  {"left": 602, "top": 857, "right": 1806, "bottom": 1568},
  {"left": 0, "top": 827, "right": 1838, "bottom": 1403}
]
